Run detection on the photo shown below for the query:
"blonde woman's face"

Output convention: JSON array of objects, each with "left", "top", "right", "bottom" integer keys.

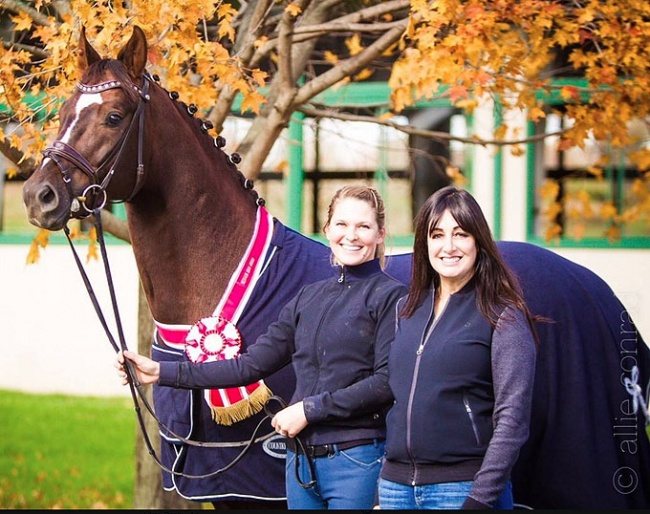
[{"left": 325, "top": 197, "right": 385, "bottom": 267}]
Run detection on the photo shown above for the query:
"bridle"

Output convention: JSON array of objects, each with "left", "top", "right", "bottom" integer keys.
[
  {"left": 54, "top": 74, "right": 317, "bottom": 486},
  {"left": 42, "top": 74, "right": 150, "bottom": 218}
]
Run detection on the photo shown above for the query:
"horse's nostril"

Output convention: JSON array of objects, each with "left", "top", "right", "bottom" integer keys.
[{"left": 37, "top": 185, "right": 57, "bottom": 206}]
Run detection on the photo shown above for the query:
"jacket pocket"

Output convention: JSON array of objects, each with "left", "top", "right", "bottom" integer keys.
[{"left": 463, "top": 393, "right": 483, "bottom": 447}]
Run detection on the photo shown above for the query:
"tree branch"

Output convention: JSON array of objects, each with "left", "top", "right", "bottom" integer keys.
[
  {"left": 1, "top": 40, "right": 50, "bottom": 59},
  {"left": 0, "top": 137, "right": 35, "bottom": 178},
  {"left": 292, "top": 19, "right": 408, "bottom": 36},
  {"left": 299, "top": 0, "right": 411, "bottom": 31},
  {"left": 298, "top": 104, "right": 569, "bottom": 147},
  {"left": 276, "top": 0, "right": 303, "bottom": 92},
  {"left": 208, "top": 0, "right": 278, "bottom": 132},
  {"left": 248, "top": 0, "right": 409, "bottom": 65},
  {"left": 0, "top": 0, "right": 52, "bottom": 26},
  {"left": 231, "top": 0, "right": 276, "bottom": 62},
  {"left": 294, "top": 19, "right": 408, "bottom": 105}
]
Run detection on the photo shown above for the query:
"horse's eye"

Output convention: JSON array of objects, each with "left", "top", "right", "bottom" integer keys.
[{"left": 106, "top": 113, "right": 124, "bottom": 127}]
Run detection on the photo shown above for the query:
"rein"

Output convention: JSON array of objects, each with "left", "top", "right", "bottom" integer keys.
[
  {"left": 63, "top": 208, "right": 285, "bottom": 480},
  {"left": 54, "top": 73, "right": 317, "bottom": 486},
  {"left": 47, "top": 74, "right": 272, "bottom": 478},
  {"left": 65, "top": 206, "right": 316, "bottom": 484}
]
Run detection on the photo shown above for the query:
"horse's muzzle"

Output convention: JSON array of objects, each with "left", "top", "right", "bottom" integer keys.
[{"left": 22, "top": 174, "right": 71, "bottom": 231}]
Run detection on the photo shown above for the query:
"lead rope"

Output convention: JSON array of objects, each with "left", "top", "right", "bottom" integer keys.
[{"left": 62, "top": 208, "right": 275, "bottom": 479}]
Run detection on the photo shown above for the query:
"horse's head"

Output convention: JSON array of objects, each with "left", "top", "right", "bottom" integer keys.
[{"left": 22, "top": 26, "right": 150, "bottom": 231}]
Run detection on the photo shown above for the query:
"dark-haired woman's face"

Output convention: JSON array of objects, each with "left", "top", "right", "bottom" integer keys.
[{"left": 427, "top": 209, "right": 477, "bottom": 291}]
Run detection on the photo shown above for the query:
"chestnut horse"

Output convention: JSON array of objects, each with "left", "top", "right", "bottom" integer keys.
[{"left": 22, "top": 26, "right": 650, "bottom": 509}]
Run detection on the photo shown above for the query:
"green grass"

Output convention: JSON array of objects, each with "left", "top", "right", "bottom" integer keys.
[{"left": 0, "top": 389, "right": 136, "bottom": 509}]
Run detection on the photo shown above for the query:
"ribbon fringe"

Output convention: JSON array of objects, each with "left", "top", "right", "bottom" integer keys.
[{"left": 210, "top": 383, "right": 273, "bottom": 426}]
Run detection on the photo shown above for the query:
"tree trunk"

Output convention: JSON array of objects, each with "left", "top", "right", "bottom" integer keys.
[{"left": 133, "top": 280, "right": 197, "bottom": 509}]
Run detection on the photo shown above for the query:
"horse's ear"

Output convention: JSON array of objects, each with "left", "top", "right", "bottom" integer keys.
[
  {"left": 117, "top": 26, "right": 148, "bottom": 81},
  {"left": 77, "top": 26, "right": 102, "bottom": 71}
]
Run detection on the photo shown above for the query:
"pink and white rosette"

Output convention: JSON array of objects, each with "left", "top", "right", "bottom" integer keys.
[{"left": 184, "top": 316, "right": 242, "bottom": 363}]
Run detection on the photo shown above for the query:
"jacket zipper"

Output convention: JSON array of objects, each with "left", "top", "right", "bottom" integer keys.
[
  {"left": 405, "top": 351, "right": 423, "bottom": 485},
  {"left": 406, "top": 291, "right": 444, "bottom": 485},
  {"left": 463, "top": 393, "right": 482, "bottom": 446},
  {"left": 416, "top": 314, "right": 438, "bottom": 355},
  {"left": 308, "top": 267, "right": 345, "bottom": 396}
]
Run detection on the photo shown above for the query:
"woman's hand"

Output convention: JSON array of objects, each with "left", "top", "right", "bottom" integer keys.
[
  {"left": 115, "top": 350, "right": 161, "bottom": 386},
  {"left": 271, "top": 401, "right": 308, "bottom": 438}
]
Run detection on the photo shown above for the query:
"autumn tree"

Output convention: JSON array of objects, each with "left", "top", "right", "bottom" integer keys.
[
  {"left": 2, "top": 0, "right": 650, "bottom": 242},
  {"left": 2, "top": 0, "right": 650, "bottom": 507},
  {"left": 390, "top": 0, "right": 650, "bottom": 240}
]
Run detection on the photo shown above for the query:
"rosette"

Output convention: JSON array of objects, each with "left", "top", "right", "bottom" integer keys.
[{"left": 185, "top": 316, "right": 242, "bottom": 363}]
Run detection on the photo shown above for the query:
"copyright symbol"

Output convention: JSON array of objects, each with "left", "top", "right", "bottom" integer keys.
[{"left": 613, "top": 466, "right": 638, "bottom": 495}]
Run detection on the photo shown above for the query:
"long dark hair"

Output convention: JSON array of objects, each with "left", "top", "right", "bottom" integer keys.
[{"left": 401, "top": 186, "right": 539, "bottom": 343}]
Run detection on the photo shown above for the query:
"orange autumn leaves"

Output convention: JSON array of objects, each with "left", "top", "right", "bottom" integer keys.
[{"left": 2, "top": 0, "right": 650, "bottom": 244}]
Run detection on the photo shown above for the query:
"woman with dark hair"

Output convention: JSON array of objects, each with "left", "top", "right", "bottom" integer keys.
[{"left": 379, "top": 186, "right": 538, "bottom": 510}]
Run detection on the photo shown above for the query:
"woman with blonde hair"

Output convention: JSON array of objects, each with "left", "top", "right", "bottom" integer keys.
[{"left": 117, "top": 185, "right": 407, "bottom": 510}]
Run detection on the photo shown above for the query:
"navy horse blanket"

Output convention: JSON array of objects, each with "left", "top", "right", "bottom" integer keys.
[
  {"left": 152, "top": 220, "right": 650, "bottom": 508},
  {"left": 499, "top": 242, "right": 650, "bottom": 509}
]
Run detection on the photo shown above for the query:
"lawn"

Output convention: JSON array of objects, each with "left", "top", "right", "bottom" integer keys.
[{"left": 0, "top": 389, "right": 136, "bottom": 509}]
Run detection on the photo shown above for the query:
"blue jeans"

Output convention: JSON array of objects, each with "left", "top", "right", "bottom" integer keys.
[
  {"left": 285, "top": 440, "right": 385, "bottom": 509},
  {"left": 378, "top": 478, "right": 514, "bottom": 510}
]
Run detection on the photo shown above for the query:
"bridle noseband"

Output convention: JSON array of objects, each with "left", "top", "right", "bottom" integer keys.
[{"left": 42, "top": 75, "right": 151, "bottom": 217}]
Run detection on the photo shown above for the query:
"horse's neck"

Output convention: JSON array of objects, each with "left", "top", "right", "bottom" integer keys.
[
  {"left": 125, "top": 101, "right": 258, "bottom": 325},
  {"left": 127, "top": 187, "right": 257, "bottom": 325}
]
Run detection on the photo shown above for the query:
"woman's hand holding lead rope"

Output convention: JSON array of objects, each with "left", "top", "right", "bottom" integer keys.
[
  {"left": 270, "top": 401, "right": 308, "bottom": 438},
  {"left": 115, "top": 350, "right": 161, "bottom": 386}
]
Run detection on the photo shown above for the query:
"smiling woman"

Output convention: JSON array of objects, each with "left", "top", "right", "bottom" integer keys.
[
  {"left": 427, "top": 209, "right": 478, "bottom": 298},
  {"left": 116, "top": 184, "right": 410, "bottom": 510},
  {"left": 380, "top": 186, "right": 540, "bottom": 510}
]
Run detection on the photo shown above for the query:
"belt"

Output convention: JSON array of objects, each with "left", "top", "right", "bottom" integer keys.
[{"left": 286, "top": 438, "right": 379, "bottom": 458}]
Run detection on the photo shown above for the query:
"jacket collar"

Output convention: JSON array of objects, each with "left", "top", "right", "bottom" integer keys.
[{"left": 334, "top": 258, "right": 382, "bottom": 283}]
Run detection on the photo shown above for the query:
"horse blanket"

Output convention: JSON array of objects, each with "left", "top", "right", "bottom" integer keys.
[
  {"left": 498, "top": 242, "right": 650, "bottom": 509},
  {"left": 152, "top": 222, "right": 650, "bottom": 508}
]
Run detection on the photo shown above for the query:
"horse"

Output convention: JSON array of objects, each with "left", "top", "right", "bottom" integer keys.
[{"left": 22, "top": 25, "right": 650, "bottom": 509}]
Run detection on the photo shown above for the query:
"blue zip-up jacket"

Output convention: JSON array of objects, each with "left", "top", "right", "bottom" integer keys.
[
  {"left": 159, "top": 258, "right": 408, "bottom": 446},
  {"left": 381, "top": 279, "right": 536, "bottom": 508}
]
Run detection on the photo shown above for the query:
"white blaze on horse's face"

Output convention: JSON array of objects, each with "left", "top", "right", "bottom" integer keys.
[
  {"left": 61, "top": 92, "right": 104, "bottom": 144},
  {"left": 41, "top": 92, "right": 104, "bottom": 170}
]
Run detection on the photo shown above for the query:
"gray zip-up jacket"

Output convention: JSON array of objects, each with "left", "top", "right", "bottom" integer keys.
[
  {"left": 158, "top": 258, "right": 407, "bottom": 446},
  {"left": 381, "top": 280, "right": 537, "bottom": 508}
]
